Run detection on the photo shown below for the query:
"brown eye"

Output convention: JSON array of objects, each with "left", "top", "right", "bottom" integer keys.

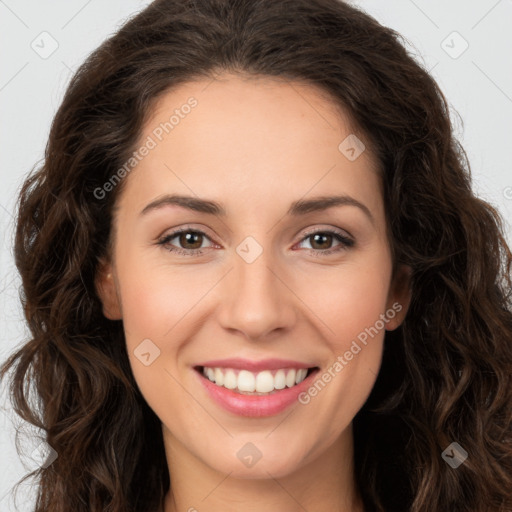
[
  {"left": 176, "top": 231, "right": 204, "bottom": 250},
  {"left": 296, "top": 229, "right": 354, "bottom": 256},
  {"left": 157, "top": 228, "right": 214, "bottom": 256},
  {"left": 309, "top": 232, "right": 335, "bottom": 250}
]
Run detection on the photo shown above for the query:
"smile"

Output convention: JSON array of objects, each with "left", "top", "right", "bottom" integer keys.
[
  {"left": 193, "top": 364, "right": 321, "bottom": 417},
  {"left": 199, "top": 366, "right": 314, "bottom": 395}
]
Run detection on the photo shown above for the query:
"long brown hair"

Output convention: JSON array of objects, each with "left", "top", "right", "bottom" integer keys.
[{"left": 2, "top": 0, "right": 512, "bottom": 510}]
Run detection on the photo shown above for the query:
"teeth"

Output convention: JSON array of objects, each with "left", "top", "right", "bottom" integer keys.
[
  {"left": 255, "top": 370, "right": 274, "bottom": 393},
  {"left": 238, "top": 370, "right": 256, "bottom": 392},
  {"left": 286, "top": 369, "right": 296, "bottom": 388},
  {"left": 201, "top": 366, "right": 310, "bottom": 394},
  {"left": 274, "top": 369, "right": 286, "bottom": 390},
  {"left": 214, "top": 368, "right": 224, "bottom": 386},
  {"left": 224, "top": 369, "right": 237, "bottom": 390}
]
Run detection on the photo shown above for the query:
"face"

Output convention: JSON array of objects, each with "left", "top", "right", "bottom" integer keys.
[{"left": 96, "top": 73, "right": 411, "bottom": 480}]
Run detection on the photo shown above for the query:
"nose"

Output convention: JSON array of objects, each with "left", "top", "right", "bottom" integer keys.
[{"left": 217, "top": 248, "right": 296, "bottom": 341}]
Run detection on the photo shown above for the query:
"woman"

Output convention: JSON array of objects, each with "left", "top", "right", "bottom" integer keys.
[{"left": 2, "top": 0, "right": 511, "bottom": 510}]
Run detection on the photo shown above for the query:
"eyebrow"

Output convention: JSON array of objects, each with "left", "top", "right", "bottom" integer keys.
[{"left": 140, "top": 193, "right": 374, "bottom": 224}]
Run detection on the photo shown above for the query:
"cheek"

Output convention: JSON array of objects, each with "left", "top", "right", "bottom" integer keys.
[
  {"left": 294, "top": 258, "right": 392, "bottom": 430},
  {"left": 302, "top": 258, "right": 392, "bottom": 347},
  {"left": 115, "top": 261, "right": 203, "bottom": 420},
  {"left": 120, "top": 277, "right": 188, "bottom": 341},
  {"left": 111, "top": 248, "right": 199, "bottom": 392},
  {"left": 116, "top": 249, "right": 210, "bottom": 344}
]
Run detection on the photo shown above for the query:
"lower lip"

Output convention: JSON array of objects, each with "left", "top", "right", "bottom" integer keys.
[{"left": 194, "top": 367, "right": 320, "bottom": 417}]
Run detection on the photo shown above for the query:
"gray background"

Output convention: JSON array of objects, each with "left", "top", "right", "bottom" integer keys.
[{"left": 1, "top": 0, "right": 511, "bottom": 509}]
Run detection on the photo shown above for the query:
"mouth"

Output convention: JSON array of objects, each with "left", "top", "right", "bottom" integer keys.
[
  {"left": 193, "top": 363, "right": 321, "bottom": 417},
  {"left": 193, "top": 365, "right": 320, "bottom": 396}
]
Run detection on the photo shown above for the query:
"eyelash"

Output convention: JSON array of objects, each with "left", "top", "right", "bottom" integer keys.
[{"left": 156, "top": 226, "right": 354, "bottom": 257}]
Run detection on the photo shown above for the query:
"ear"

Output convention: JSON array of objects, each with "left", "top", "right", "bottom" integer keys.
[
  {"left": 385, "top": 263, "right": 412, "bottom": 331},
  {"left": 95, "top": 258, "right": 122, "bottom": 320}
]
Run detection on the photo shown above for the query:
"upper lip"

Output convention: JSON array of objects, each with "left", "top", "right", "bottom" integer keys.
[{"left": 195, "top": 358, "right": 317, "bottom": 372}]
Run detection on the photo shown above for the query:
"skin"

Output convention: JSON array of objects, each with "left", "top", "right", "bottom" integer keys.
[{"left": 96, "top": 72, "right": 412, "bottom": 512}]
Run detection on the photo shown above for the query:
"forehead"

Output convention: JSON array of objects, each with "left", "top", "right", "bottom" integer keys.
[{"left": 116, "top": 73, "right": 383, "bottom": 225}]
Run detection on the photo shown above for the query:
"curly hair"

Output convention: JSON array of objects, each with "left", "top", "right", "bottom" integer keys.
[{"left": 2, "top": 0, "right": 512, "bottom": 510}]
